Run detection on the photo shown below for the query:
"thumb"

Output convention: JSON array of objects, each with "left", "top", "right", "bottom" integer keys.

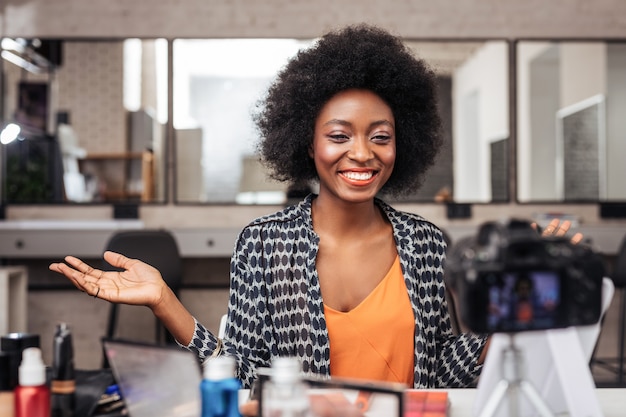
[{"left": 103, "top": 250, "right": 133, "bottom": 270}]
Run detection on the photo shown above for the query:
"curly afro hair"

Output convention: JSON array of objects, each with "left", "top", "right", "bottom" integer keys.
[{"left": 254, "top": 23, "right": 443, "bottom": 197}]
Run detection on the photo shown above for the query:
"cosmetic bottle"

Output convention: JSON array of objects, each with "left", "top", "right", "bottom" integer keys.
[
  {"left": 51, "top": 323, "right": 75, "bottom": 417},
  {"left": 0, "top": 351, "right": 15, "bottom": 417},
  {"left": 14, "top": 347, "right": 50, "bottom": 417},
  {"left": 1, "top": 333, "right": 40, "bottom": 391},
  {"left": 262, "top": 357, "right": 310, "bottom": 417},
  {"left": 200, "top": 355, "right": 242, "bottom": 417}
]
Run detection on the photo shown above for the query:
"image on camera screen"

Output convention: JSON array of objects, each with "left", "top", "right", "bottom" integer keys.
[{"left": 485, "top": 271, "right": 561, "bottom": 332}]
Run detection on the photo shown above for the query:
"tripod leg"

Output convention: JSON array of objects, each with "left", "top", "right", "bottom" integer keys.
[
  {"left": 519, "top": 380, "right": 556, "bottom": 417},
  {"left": 478, "top": 380, "right": 510, "bottom": 417}
]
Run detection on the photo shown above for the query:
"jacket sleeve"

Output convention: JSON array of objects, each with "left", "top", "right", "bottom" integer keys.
[
  {"left": 436, "top": 327, "right": 488, "bottom": 387},
  {"left": 412, "top": 221, "right": 488, "bottom": 387},
  {"left": 434, "top": 252, "right": 488, "bottom": 387},
  {"left": 182, "top": 229, "right": 271, "bottom": 388}
]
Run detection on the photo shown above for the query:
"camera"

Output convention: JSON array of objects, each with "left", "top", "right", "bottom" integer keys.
[{"left": 445, "top": 219, "right": 604, "bottom": 334}]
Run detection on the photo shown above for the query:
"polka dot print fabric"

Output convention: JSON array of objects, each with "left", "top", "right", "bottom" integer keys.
[{"left": 184, "top": 194, "right": 487, "bottom": 388}]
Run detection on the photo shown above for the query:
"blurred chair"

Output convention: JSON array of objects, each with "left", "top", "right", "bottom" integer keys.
[
  {"left": 102, "top": 229, "right": 183, "bottom": 365},
  {"left": 592, "top": 233, "right": 626, "bottom": 386}
]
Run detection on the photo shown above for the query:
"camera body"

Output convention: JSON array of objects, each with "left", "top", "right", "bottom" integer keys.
[{"left": 446, "top": 219, "right": 604, "bottom": 334}]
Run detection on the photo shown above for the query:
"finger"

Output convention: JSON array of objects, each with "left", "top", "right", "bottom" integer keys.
[
  {"left": 554, "top": 220, "right": 571, "bottom": 237},
  {"left": 55, "top": 262, "right": 99, "bottom": 292},
  {"left": 239, "top": 400, "right": 259, "bottom": 417},
  {"left": 541, "top": 219, "right": 560, "bottom": 236},
  {"left": 91, "top": 284, "right": 101, "bottom": 298},
  {"left": 50, "top": 261, "right": 105, "bottom": 299},
  {"left": 103, "top": 250, "right": 134, "bottom": 270},
  {"left": 63, "top": 256, "right": 101, "bottom": 279},
  {"left": 570, "top": 232, "right": 584, "bottom": 245},
  {"left": 50, "top": 262, "right": 83, "bottom": 285},
  {"left": 54, "top": 266, "right": 88, "bottom": 293}
]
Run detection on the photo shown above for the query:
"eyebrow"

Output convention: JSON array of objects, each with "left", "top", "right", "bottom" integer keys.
[{"left": 323, "top": 119, "right": 395, "bottom": 129}]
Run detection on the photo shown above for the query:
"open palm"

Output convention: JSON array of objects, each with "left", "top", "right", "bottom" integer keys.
[{"left": 49, "top": 250, "right": 168, "bottom": 308}]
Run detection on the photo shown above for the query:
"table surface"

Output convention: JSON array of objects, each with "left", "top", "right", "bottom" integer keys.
[
  {"left": 238, "top": 388, "right": 624, "bottom": 417},
  {"left": 444, "top": 388, "right": 623, "bottom": 417}
]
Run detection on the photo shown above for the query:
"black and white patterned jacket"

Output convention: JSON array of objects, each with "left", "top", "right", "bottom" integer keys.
[{"left": 184, "top": 194, "right": 487, "bottom": 388}]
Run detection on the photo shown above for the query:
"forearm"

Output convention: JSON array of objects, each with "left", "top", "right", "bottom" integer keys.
[{"left": 150, "top": 286, "right": 196, "bottom": 345}]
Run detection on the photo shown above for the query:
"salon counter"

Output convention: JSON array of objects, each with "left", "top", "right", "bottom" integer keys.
[
  {"left": 0, "top": 220, "right": 624, "bottom": 259},
  {"left": 236, "top": 388, "right": 625, "bottom": 417},
  {"left": 440, "top": 388, "right": 623, "bottom": 417}
]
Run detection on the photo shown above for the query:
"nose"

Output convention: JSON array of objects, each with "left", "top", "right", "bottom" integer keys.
[{"left": 348, "top": 136, "right": 374, "bottom": 162}]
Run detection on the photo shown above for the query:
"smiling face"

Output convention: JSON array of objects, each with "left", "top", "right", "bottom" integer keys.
[{"left": 310, "top": 89, "right": 396, "bottom": 205}]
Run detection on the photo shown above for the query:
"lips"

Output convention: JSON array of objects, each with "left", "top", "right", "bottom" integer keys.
[{"left": 339, "top": 170, "right": 378, "bottom": 185}]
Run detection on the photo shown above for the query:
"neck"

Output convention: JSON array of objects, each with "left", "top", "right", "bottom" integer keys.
[{"left": 311, "top": 194, "right": 385, "bottom": 236}]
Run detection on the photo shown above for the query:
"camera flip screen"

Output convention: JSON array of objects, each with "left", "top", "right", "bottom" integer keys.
[{"left": 484, "top": 270, "right": 562, "bottom": 332}]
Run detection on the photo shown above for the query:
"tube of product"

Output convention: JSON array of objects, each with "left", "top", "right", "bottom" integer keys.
[{"left": 51, "top": 323, "right": 75, "bottom": 417}]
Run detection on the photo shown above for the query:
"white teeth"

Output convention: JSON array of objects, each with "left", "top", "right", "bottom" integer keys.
[{"left": 342, "top": 171, "right": 373, "bottom": 180}]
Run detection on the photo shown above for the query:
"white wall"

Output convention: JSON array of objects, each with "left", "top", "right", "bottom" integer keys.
[
  {"left": 453, "top": 42, "right": 509, "bottom": 202},
  {"left": 560, "top": 43, "right": 606, "bottom": 108},
  {"left": 3, "top": 0, "right": 626, "bottom": 39},
  {"left": 517, "top": 42, "right": 554, "bottom": 202}
]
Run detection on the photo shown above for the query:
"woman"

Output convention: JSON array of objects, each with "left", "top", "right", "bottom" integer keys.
[{"left": 50, "top": 24, "right": 487, "bottom": 389}]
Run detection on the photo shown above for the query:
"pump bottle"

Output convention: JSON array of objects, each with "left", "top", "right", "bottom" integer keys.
[
  {"left": 200, "top": 355, "right": 242, "bottom": 417},
  {"left": 14, "top": 347, "right": 50, "bottom": 417},
  {"left": 262, "top": 357, "right": 310, "bottom": 417},
  {"left": 51, "top": 323, "right": 75, "bottom": 417}
]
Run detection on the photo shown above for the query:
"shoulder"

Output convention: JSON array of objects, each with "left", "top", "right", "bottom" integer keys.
[
  {"left": 377, "top": 199, "right": 445, "bottom": 239},
  {"left": 237, "top": 195, "right": 314, "bottom": 241}
]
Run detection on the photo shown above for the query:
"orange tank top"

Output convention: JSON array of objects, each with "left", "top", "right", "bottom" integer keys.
[{"left": 324, "top": 255, "right": 415, "bottom": 386}]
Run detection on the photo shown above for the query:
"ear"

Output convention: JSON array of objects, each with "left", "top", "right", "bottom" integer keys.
[{"left": 308, "top": 144, "right": 314, "bottom": 158}]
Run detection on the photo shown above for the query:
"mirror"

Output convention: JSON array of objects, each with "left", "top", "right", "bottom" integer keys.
[
  {"left": 173, "top": 39, "right": 510, "bottom": 204},
  {"left": 516, "top": 40, "right": 626, "bottom": 203},
  {"left": 1, "top": 38, "right": 168, "bottom": 204},
  {"left": 172, "top": 38, "right": 312, "bottom": 204}
]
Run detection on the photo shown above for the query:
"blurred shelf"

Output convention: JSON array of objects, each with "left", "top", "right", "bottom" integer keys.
[{"left": 79, "top": 150, "right": 154, "bottom": 202}]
